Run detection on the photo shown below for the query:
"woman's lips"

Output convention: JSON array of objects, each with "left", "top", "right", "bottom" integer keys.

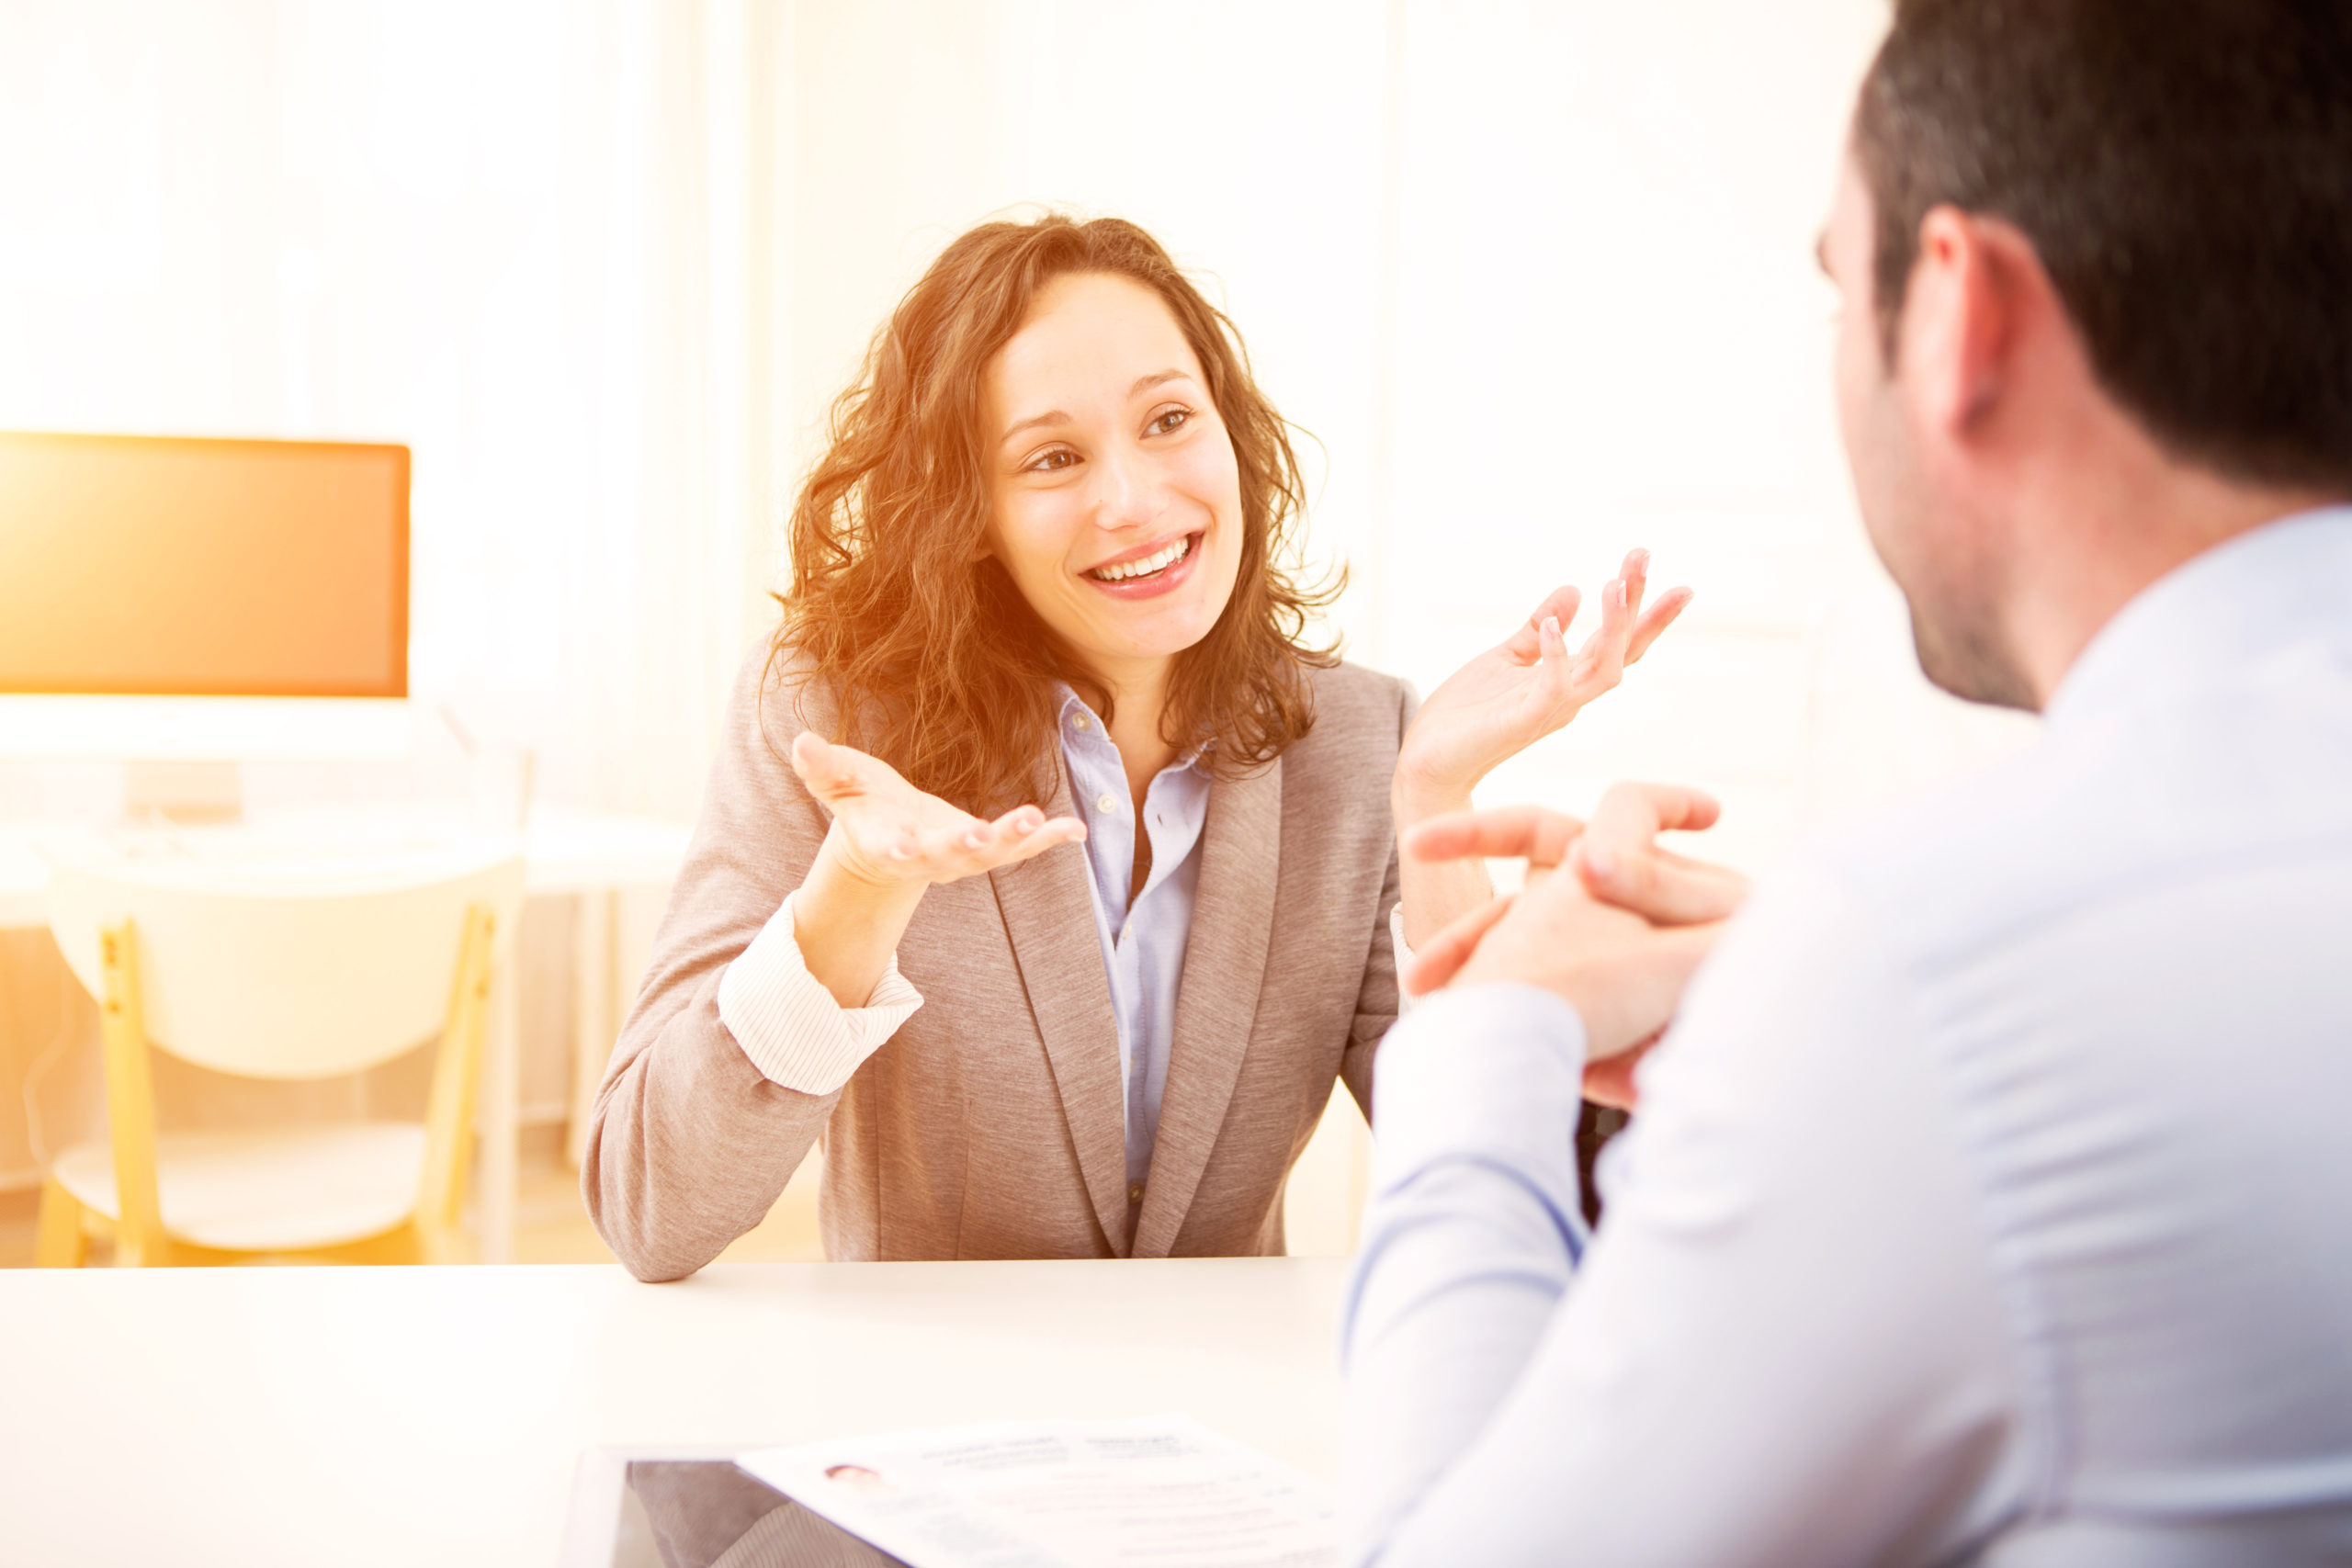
[{"left": 1081, "top": 531, "right": 1204, "bottom": 601}]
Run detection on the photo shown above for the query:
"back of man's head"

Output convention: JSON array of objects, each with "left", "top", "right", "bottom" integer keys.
[{"left": 1855, "top": 0, "right": 2352, "bottom": 496}]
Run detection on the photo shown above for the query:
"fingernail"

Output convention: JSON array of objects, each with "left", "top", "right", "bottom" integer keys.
[
  {"left": 1582, "top": 842, "right": 1616, "bottom": 880},
  {"left": 1632, "top": 548, "right": 1649, "bottom": 571},
  {"left": 1542, "top": 615, "right": 1561, "bottom": 641}
]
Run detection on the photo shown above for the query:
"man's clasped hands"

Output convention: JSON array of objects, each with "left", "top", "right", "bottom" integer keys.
[{"left": 1403, "top": 782, "right": 1753, "bottom": 1110}]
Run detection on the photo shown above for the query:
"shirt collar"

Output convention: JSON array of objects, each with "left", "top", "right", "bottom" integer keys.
[
  {"left": 2043, "top": 505, "right": 2352, "bottom": 731},
  {"left": 1054, "top": 685, "right": 1210, "bottom": 773}
]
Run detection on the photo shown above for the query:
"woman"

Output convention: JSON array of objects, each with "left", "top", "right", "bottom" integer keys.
[{"left": 583, "top": 215, "right": 1683, "bottom": 1280}]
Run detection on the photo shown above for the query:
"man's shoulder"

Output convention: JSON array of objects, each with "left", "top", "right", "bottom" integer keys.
[
  {"left": 1804, "top": 665, "right": 2352, "bottom": 977},
  {"left": 1800, "top": 742, "right": 2072, "bottom": 967}
]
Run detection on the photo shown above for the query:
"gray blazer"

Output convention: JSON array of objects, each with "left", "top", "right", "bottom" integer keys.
[{"left": 583, "top": 648, "right": 1410, "bottom": 1279}]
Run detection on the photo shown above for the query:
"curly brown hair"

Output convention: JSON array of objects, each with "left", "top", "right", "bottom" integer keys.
[{"left": 771, "top": 214, "right": 1342, "bottom": 816}]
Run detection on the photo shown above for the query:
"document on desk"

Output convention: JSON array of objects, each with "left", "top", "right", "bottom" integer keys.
[{"left": 734, "top": 1414, "right": 1334, "bottom": 1568}]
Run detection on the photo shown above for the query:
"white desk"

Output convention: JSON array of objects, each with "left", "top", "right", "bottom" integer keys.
[
  {"left": 0, "top": 805, "right": 692, "bottom": 1261},
  {"left": 0, "top": 1257, "right": 1348, "bottom": 1568}
]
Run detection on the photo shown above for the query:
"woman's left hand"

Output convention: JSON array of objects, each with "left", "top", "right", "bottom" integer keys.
[{"left": 1393, "top": 548, "right": 1690, "bottom": 820}]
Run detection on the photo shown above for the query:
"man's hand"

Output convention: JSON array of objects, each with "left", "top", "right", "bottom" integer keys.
[
  {"left": 1400, "top": 784, "right": 1750, "bottom": 1100},
  {"left": 1406, "top": 863, "right": 1721, "bottom": 1061},
  {"left": 1566, "top": 783, "right": 1750, "bottom": 924}
]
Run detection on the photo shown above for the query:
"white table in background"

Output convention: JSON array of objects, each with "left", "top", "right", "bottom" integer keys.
[
  {"left": 0, "top": 1257, "right": 1348, "bottom": 1568},
  {"left": 0, "top": 805, "right": 692, "bottom": 1262}
]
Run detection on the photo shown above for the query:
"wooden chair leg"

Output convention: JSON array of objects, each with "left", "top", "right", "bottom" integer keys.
[{"left": 35, "top": 1177, "right": 89, "bottom": 1268}]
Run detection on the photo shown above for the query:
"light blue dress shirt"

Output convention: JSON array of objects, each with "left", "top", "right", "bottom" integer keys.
[
  {"left": 1055, "top": 688, "right": 1212, "bottom": 1192},
  {"left": 1343, "top": 509, "right": 2352, "bottom": 1566}
]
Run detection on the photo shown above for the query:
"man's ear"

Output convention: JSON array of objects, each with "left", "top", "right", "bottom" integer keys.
[{"left": 1899, "top": 206, "right": 2036, "bottom": 440}]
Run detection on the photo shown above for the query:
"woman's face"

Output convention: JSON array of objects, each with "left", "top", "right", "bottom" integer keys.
[{"left": 979, "top": 271, "right": 1246, "bottom": 693}]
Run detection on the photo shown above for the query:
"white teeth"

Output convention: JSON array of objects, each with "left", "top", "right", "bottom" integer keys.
[{"left": 1090, "top": 535, "right": 1192, "bottom": 582}]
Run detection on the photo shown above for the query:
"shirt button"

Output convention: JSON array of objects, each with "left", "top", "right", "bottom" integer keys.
[
  {"left": 1071, "top": 714, "right": 1089, "bottom": 731},
  {"left": 1096, "top": 792, "right": 1119, "bottom": 814},
  {"left": 1127, "top": 1182, "right": 1146, "bottom": 1206}
]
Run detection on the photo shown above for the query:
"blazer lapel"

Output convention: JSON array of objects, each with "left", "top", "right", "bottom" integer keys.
[
  {"left": 1132, "top": 753, "right": 1283, "bottom": 1258},
  {"left": 989, "top": 759, "right": 1132, "bottom": 1255}
]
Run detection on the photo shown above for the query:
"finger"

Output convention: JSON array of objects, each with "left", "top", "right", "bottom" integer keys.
[
  {"left": 1539, "top": 613, "right": 1569, "bottom": 668},
  {"left": 1503, "top": 585, "right": 1582, "bottom": 662},
  {"left": 1573, "top": 783, "right": 1738, "bottom": 924},
  {"left": 1403, "top": 893, "right": 1517, "bottom": 996},
  {"left": 1581, "top": 1032, "right": 1659, "bottom": 1111},
  {"left": 1589, "top": 780, "right": 1723, "bottom": 840},
  {"left": 989, "top": 805, "right": 1047, "bottom": 838},
  {"left": 904, "top": 819, "right": 986, "bottom": 871},
  {"left": 989, "top": 815, "right": 1089, "bottom": 870},
  {"left": 1619, "top": 547, "right": 1651, "bottom": 624},
  {"left": 1624, "top": 586, "right": 1692, "bottom": 666},
  {"left": 1576, "top": 840, "right": 1745, "bottom": 926},
  {"left": 1570, "top": 575, "right": 1634, "bottom": 694},
  {"left": 1405, "top": 804, "right": 1585, "bottom": 868},
  {"left": 789, "top": 730, "right": 862, "bottom": 798},
  {"left": 1576, "top": 781, "right": 1728, "bottom": 918}
]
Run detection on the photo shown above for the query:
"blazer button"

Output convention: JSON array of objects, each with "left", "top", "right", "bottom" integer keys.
[{"left": 1127, "top": 1181, "right": 1146, "bottom": 1206}]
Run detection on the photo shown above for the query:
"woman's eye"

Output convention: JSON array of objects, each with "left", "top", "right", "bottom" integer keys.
[
  {"left": 1028, "top": 449, "right": 1079, "bottom": 472},
  {"left": 1148, "top": 407, "right": 1191, "bottom": 436}
]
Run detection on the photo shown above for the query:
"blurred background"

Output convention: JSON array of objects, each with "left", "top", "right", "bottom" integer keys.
[{"left": 0, "top": 0, "right": 2034, "bottom": 1267}]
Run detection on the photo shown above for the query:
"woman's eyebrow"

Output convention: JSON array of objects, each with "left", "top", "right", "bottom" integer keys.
[
  {"left": 999, "top": 370, "right": 1196, "bottom": 446},
  {"left": 1000, "top": 409, "right": 1070, "bottom": 446}
]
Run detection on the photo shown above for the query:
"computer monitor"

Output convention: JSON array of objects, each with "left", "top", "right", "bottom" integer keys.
[{"left": 0, "top": 432, "right": 413, "bottom": 815}]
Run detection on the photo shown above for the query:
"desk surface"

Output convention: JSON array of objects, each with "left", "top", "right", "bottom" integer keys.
[{"left": 0, "top": 1258, "right": 1348, "bottom": 1568}]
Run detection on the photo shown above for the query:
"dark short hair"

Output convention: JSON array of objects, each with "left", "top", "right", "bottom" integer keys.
[{"left": 1854, "top": 0, "right": 2352, "bottom": 492}]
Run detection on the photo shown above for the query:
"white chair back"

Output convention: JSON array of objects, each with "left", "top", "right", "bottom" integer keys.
[{"left": 46, "top": 847, "right": 526, "bottom": 1081}]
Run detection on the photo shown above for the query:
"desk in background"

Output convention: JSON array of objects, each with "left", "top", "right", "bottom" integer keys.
[
  {"left": 0, "top": 805, "right": 691, "bottom": 1262},
  {"left": 0, "top": 1256, "right": 1347, "bottom": 1568}
]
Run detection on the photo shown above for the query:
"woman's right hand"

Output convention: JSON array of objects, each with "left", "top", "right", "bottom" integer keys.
[{"left": 790, "top": 730, "right": 1086, "bottom": 889}]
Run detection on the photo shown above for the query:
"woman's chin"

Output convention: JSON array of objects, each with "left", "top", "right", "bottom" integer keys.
[
  {"left": 1073, "top": 603, "right": 1225, "bottom": 671},
  {"left": 1067, "top": 564, "right": 1239, "bottom": 670}
]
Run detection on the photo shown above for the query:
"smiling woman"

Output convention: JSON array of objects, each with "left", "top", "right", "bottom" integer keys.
[
  {"left": 785, "top": 220, "right": 1332, "bottom": 820},
  {"left": 581, "top": 214, "right": 1687, "bottom": 1277}
]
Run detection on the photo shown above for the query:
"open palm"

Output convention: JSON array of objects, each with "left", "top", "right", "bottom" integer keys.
[
  {"left": 790, "top": 730, "right": 1084, "bottom": 888},
  {"left": 1396, "top": 549, "right": 1690, "bottom": 809}
]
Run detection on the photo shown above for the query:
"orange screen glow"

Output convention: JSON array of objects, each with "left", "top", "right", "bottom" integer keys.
[{"left": 0, "top": 433, "right": 408, "bottom": 698}]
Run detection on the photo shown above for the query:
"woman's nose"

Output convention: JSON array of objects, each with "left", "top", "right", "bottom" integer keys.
[{"left": 1091, "top": 446, "right": 1159, "bottom": 530}]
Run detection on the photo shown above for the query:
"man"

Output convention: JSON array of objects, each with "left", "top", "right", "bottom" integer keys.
[{"left": 1343, "top": 2, "right": 2352, "bottom": 1563}]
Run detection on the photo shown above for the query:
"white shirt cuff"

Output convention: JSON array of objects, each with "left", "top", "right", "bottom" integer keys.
[
  {"left": 1391, "top": 904, "right": 1420, "bottom": 1016},
  {"left": 717, "top": 890, "right": 924, "bottom": 1095}
]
